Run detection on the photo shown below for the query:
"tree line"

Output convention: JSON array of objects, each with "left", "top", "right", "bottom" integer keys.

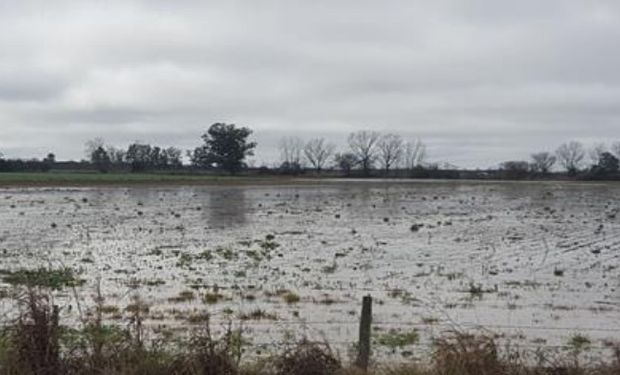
[
  {"left": 276, "top": 131, "right": 426, "bottom": 176},
  {"left": 1, "top": 123, "right": 620, "bottom": 179},
  {"left": 85, "top": 138, "right": 184, "bottom": 173},
  {"left": 501, "top": 140, "right": 620, "bottom": 179}
]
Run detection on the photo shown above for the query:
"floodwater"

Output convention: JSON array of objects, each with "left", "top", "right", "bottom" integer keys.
[{"left": 1, "top": 179, "right": 619, "bottom": 358}]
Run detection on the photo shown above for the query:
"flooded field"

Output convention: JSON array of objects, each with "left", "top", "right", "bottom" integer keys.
[{"left": 0, "top": 180, "right": 619, "bottom": 358}]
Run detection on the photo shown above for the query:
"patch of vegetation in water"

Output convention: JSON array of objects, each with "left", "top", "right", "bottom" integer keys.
[
  {"left": 168, "top": 290, "right": 196, "bottom": 303},
  {"left": 321, "top": 262, "right": 338, "bottom": 274},
  {"left": 203, "top": 292, "right": 225, "bottom": 304},
  {"left": 215, "top": 246, "right": 238, "bottom": 261},
  {"left": 568, "top": 334, "right": 591, "bottom": 351},
  {"left": 282, "top": 291, "right": 301, "bottom": 304},
  {"left": 0, "top": 267, "right": 84, "bottom": 290},
  {"left": 375, "top": 329, "right": 419, "bottom": 350},
  {"left": 238, "top": 309, "right": 278, "bottom": 321},
  {"left": 176, "top": 252, "right": 194, "bottom": 268},
  {"left": 258, "top": 239, "right": 280, "bottom": 251},
  {"left": 196, "top": 250, "right": 213, "bottom": 261}
]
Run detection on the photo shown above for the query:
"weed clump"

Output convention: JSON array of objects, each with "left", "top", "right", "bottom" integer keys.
[
  {"left": 432, "top": 333, "right": 503, "bottom": 375},
  {"left": 204, "top": 292, "right": 224, "bottom": 305},
  {"left": 238, "top": 309, "right": 278, "bottom": 321},
  {"left": 273, "top": 341, "right": 341, "bottom": 375},
  {"left": 8, "top": 291, "right": 62, "bottom": 375},
  {"left": 168, "top": 290, "right": 196, "bottom": 303},
  {"left": 283, "top": 292, "right": 301, "bottom": 304}
]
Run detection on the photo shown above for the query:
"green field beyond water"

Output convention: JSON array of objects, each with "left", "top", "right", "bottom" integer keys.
[{"left": 0, "top": 172, "right": 298, "bottom": 187}]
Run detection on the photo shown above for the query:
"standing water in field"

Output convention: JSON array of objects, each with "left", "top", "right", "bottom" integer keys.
[{"left": 0, "top": 180, "right": 619, "bottom": 357}]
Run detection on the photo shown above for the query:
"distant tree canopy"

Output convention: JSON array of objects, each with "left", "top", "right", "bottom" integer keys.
[
  {"left": 612, "top": 141, "right": 620, "bottom": 160},
  {"left": 84, "top": 138, "right": 183, "bottom": 173},
  {"left": 598, "top": 152, "right": 619, "bottom": 173},
  {"left": 43, "top": 153, "right": 56, "bottom": 164},
  {"left": 91, "top": 146, "right": 111, "bottom": 173},
  {"left": 278, "top": 136, "right": 304, "bottom": 175},
  {"left": 530, "top": 152, "right": 556, "bottom": 174},
  {"left": 191, "top": 123, "right": 256, "bottom": 174},
  {"left": 304, "top": 138, "right": 335, "bottom": 172},
  {"left": 499, "top": 160, "right": 530, "bottom": 179},
  {"left": 125, "top": 143, "right": 182, "bottom": 172},
  {"left": 0, "top": 152, "right": 55, "bottom": 173},
  {"left": 348, "top": 131, "right": 380, "bottom": 176},
  {"left": 556, "top": 141, "right": 585, "bottom": 175},
  {"left": 403, "top": 139, "right": 426, "bottom": 171},
  {"left": 334, "top": 152, "right": 358, "bottom": 176},
  {"left": 6, "top": 130, "right": 620, "bottom": 182},
  {"left": 592, "top": 152, "right": 619, "bottom": 175},
  {"left": 42, "top": 153, "right": 56, "bottom": 171},
  {"left": 377, "top": 133, "right": 404, "bottom": 173}
]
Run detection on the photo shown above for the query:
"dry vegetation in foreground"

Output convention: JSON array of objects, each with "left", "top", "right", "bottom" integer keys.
[{"left": 0, "top": 290, "right": 617, "bottom": 375}]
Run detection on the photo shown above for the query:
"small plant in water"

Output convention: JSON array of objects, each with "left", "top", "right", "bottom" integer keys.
[
  {"left": 321, "top": 262, "right": 338, "bottom": 274},
  {"left": 203, "top": 292, "right": 224, "bottom": 304},
  {"left": 168, "top": 290, "right": 196, "bottom": 303},
  {"left": 375, "top": 329, "right": 419, "bottom": 351},
  {"left": 568, "top": 334, "right": 591, "bottom": 351},
  {"left": 283, "top": 292, "right": 301, "bottom": 304},
  {"left": 239, "top": 309, "right": 278, "bottom": 321}
]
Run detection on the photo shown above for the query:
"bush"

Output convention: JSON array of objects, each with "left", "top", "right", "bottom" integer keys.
[{"left": 273, "top": 341, "right": 341, "bottom": 375}]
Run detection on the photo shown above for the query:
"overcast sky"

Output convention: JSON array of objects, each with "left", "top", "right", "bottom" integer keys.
[{"left": 1, "top": 0, "right": 619, "bottom": 168}]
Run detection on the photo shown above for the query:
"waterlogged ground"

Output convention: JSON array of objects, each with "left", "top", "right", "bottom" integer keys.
[{"left": 0, "top": 180, "right": 619, "bottom": 358}]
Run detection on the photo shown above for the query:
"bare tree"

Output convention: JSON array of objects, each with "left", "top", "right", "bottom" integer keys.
[
  {"left": 279, "top": 136, "right": 304, "bottom": 173},
  {"left": 530, "top": 152, "right": 556, "bottom": 174},
  {"left": 588, "top": 142, "right": 607, "bottom": 166},
  {"left": 377, "top": 133, "right": 404, "bottom": 174},
  {"left": 556, "top": 141, "right": 585, "bottom": 175},
  {"left": 304, "top": 138, "right": 335, "bottom": 172},
  {"left": 403, "top": 139, "right": 426, "bottom": 170},
  {"left": 348, "top": 131, "right": 380, "bottom": 176}
]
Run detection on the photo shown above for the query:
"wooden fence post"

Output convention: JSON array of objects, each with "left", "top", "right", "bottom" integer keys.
[{"left": 356, "top": 295, "right": 372, "bottom": 371}]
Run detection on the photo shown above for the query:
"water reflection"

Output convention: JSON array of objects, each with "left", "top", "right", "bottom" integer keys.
[{"left": 202, "top": 187, "right": 248, "bottom": 228}]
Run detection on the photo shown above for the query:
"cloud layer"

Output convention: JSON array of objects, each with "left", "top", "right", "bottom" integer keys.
[{"left": 1, "top": 0, "right": 619, "bottom": 167}]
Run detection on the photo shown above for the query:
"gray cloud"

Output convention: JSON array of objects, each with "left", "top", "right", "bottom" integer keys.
[{"left": 0, "top": 0, "right": 619, "bottom": 167}]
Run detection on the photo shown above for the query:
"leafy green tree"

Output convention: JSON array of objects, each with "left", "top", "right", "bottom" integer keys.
[
  {"left": 42, "top": 153, "right": 56, "bottom": 172},
  {"left": 597, "top": 152, "right": 619, "bottom": 173},
  {"left": 91, "top": 146, "right": 111, "bottom": 173},
  {"left": 125, "top": 143, "right": 152, "bottom": 172},
  {"left": 191, "top": 123, "right": 256, "bottom": 174}
]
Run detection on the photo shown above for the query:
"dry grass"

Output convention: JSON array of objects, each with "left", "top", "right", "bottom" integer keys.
[{"left": 0, "top": 291, "right": 618, "bottom": 375}]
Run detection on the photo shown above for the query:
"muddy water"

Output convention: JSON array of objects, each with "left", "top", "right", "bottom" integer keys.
[{"left": 1, "top": 180, "right": 619, "bottom": 357}]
